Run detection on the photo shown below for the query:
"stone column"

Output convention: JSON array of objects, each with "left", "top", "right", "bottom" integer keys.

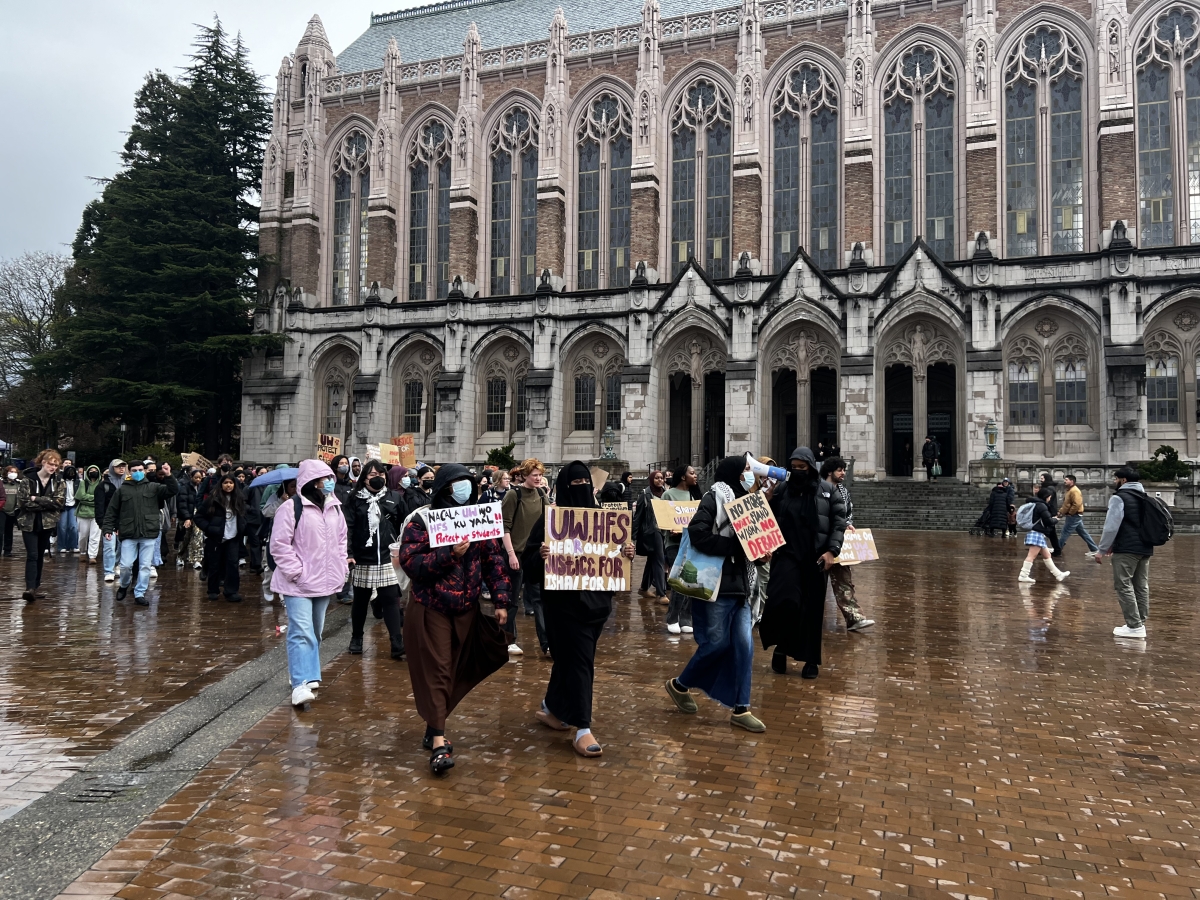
[
  {"left": 796, "top": 369, "right": 811, "bottom": 451},
  {"left": 912, "top": 367, "right": 927, "bottom": 478},
  {"left": 1183, "top": 365, "right": 1199, "bottom": 459},
  {"left": 1042, "top": 363, "right": 1056, "bottom": 458},
  {"left": 690, "top": 375, "right": 704, "bottom": 468}
]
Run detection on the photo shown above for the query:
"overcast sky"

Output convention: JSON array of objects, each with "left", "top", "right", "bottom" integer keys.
[{"left": 1, "top": 1, "right": 427, "bottom": 261}]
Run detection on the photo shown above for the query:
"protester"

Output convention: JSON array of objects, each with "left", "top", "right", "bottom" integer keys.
[
  {"left": 1095, "top": 466, "right": 1154, "bottom": 638},
  {"left": 399, "top": 463, "right": 512, "bottom": 775},
  {"left": 664, "top": 455, "right": 766, "bottom": 733},
  {"left": 76, "top": 465, "right": 102, "bottom": 562},
  {"left": 478, "top": 473, "right": 497, "bottom": 505},
  {"left": 260, "top": 470, "right": 298, "bottom": 603},
  {"left": 984, "top": 479, "right": 1010, "bottom": 537},
  {"left": 618, "top": 471, "right": 635, "bottom": 506},
  {"left": 417, "top": 466, "right": 435, "bottom": 495},
  {"left": 532, "top": 462, "right": 635, "bottom": 757},
  {"left": 195, "top": 473, "right": 247, "bottom": 602},
  {"left": 633, "top": 470, "right": 668, "bottom": 602},
  {"left": 57, "top": 461, "right": 81, "bottom": 554},
  {"left": 16, "top": 450, "right": 66, "bottom": 602},
  {"left": 400, "top": 466, "right": 430, "bottom": 514},
  {"left": 1016, "top": 492, "right": 1070, "bottom": 585},
  {"left": 821, "top": 457, "right": 874, "bottom": 631},
  {"left": 760, "top": 447, "right": 846, "bottom": 679},
  {"left": 346, "top": 459, "right": 406, "bottom": 659},
  {"left": 501, "top": 458, "right": 550, "bottom": 655},
  {"left": 921, "top": 435, "right": 940, "bottom": 482},
  {"left": 494, "top": 469, "right": 512, "bottom": 501},
  {"left": 176, "top": 468, "right": 206, "bottom": 570},
  {"left": 1058, "top": 474, "right": 1099, "bottom": 554},
  {"left": 1037, "top": 474, "right": 1063, "bottom": 556},
  {"left": 327, "top": 454, "right": 355, "bottom": 603},
  {"left": 661, "top": 468, "right": 695, "bottom": 635},
  {"left": 102, "top": 460, "right": 178, "bottom": 606},
  {"left": 95, "top": 460, "right": 126, "bottom": 582},
  {"left": 348, "top": 456, "right": 362, "bottom": 481},
  {"left": 749, "top": 456, "right": 778, "bottom": 624},
  {"left": 270, "top": 459, "right": 349, "bottom": 708},
  {"left": 1, "top": 465, "right": 20, "bottom": 556}
]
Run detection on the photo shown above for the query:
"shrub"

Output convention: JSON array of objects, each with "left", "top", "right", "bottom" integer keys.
[
  {"left": 1132, "top": 445, "right": 1192, "bottom": 482},
  {"left": 486, "top": 441, "right": 517, "bottom": 471}
]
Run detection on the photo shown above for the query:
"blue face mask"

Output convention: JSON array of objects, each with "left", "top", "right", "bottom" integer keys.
[
  {"left": 451, "top": 480, "right": 473, "bottom": 504},
  {"left": 323, "top": 478, "right": 336, "bottom": 494},
  {"left": 131, "top": 471, "right": 145, "bottom": 482},
  {"left": 401, "top": 476, "right": 411, "bottom": 488}
]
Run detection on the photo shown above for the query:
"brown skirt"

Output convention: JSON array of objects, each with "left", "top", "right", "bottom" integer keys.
[{"left": 404, "top": 602, "right": 477, "bottom": 731}]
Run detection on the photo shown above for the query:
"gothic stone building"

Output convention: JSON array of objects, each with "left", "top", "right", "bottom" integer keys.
[{"left": 244, "top": 0, "right": 1200, "bottom": 482}]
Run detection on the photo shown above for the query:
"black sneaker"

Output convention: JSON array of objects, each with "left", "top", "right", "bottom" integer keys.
[
  {"left": 348, "top": 636, "right": 364, "bottom": 655},
  {"left": 206, "top": 592, "right": 219, "bottom": 601},
  {"left": 801, "top": 662, "right": 819, "bottom": 679},
  {"left": 226, "top": 593, "right": 243, "bottom": 603},
  {"left": 135, "top": 596, "right": 150, "bottom": 607},
  {"left": 772, "top": 650, "right": 787, "bottom": 674},
  {"left": 22, "top": 590, "right": 34, "bottom": 603},
  {"left": 115, "top": 586, "right": 128, "bottom": 602}
]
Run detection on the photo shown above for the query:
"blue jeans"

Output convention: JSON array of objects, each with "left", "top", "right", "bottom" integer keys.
[
  {"left": 57, "top": 507, "right": 79, "bottom": 551},
  {"left": 678, "top": 594, "right": 753, "bottom": 709},
  {"left": 118, "top": 537, "right": 157, "bottom": 597},
  {"left": 103, "top": 533, "right": 120, "bottom": 575},
  {"left": 284, "top": 595, "right": 331, "bottom": 688},
  {"left": 152, "top": 527, "right": 164, "bottom": 566},
  {"left": 1059, "top": 514, "right": 1098, "bottom": 552}
]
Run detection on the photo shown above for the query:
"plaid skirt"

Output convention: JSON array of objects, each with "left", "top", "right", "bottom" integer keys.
[
  {"left": 1024, "top": 531, "right": 1048, "bottom": 548},
  {"left": 351, "top": 562, "right": 399, "bottom": 589}
]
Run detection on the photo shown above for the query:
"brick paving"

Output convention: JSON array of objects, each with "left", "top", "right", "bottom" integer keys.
[{"left": 44, "top": 533, "right": 1200, "bottom": 898}]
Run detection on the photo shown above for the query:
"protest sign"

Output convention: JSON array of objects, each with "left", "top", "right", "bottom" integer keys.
[
  {"left": 722, "top": 492, "right": 785, "bottom": 560},
  {"left": 836, "top": 528, "right": 880, "bottom": 565},
  {"left": 545, "top": 506, "right": 631, "bottom": 592},
  {"left": 419, "top": 502, "right": 504, "bottom": 548},
  {"left": 601, "top": 501, "right": 629, "bottom": 510},
  {"left": 181, "top": 452, "right": 214, "bottom": 470},
  {"left": 316, "top": 434, "right": 341, "bottom": 463},
  {"left": 651, "top": 498, "right": 699, "bottom": 532},
  {"left": 364, "top": 443, "right": 381, "bottom": 461},
  {"left": 393, "top": 434, "right": 417, "bottom": 467},
  {"left": 588, "top": 466, "right": 609, "bottom": 493},
  {"left": 379, "top": 442, "right": 401, "bottom": 465}
]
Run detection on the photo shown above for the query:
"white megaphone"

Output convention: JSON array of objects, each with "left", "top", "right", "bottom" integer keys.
[{"left": 745, "top": 453, "right": 788, "bottom": 482}]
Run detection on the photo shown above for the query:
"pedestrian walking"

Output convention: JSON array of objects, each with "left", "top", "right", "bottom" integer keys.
[
  {"left": 76, "top": 465, "right": 102, "bottom": 562},
  {"left": 532, "top": 462, "right": 635, "bottom": 757},
  {"left": 921, "top": 436, "right": 941, "bottom": 482},
  {"left": 500, "top": 458, "right": 550, "bottom": 656},
  {"left": 664, "top": 455, "right": 767, "bottom": 733},
  {"left": 101, "top": 460, "right": 178, "bottom": 606},
  {"left": 195, "top": 473, "right": 247, "bottom": 602},
  {"left": 2, "top": 465, "right": 22, "bottom": 556},
  {"left": 1016, "top": 492, "right": 1070, "bottom": 584},
  {"left": 1058, "top": 474, "right": 1099, "bottom": 554},
  {"left": 760, "top": 447, "right": 846, "bottom": 679},
  {"left": 1095, "top": 466, "right": 1159, "bottom": 638},
  {"left": 16, "top": 450, "right": 66, "bottom": 602},
  {"left": 176, "top": 468, "right": 206, "bottom": 569},
  {"left": 618, "top": 471, "right": 635, "bottom": 506},
  {"left": 57, "top": 462, "right": 81, "bottom": 554},
  {"left": 821, "top": 457, "right": 875, "bottom": 631},
  {"left": 661, "top": 467, "right": 695, "bottom": 635},
  {"left": 749, "top": 456, "right": 778, "bottom": 624},
  {"left": 328, "top": 454, "right": 355, "bottom": 603},
  {"left": 633, "top": 470, "right": 668, "bottom": 602},
  {"left": 260, "top": 472, "right": 298, "bottom": 602},
  {"left": 398, "top": 464, "right": 512, "bottom": 775},
  {"left": 346, "top": 459, "right": 406, "bottom": 660},
  {"left": 95, "top": 460, "right": 126, "bottom": 582}
]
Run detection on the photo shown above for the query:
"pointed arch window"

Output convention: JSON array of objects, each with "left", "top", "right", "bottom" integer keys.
[
  {"left": 670, "top": 80, "right": 732, "bottom": 278},
  {"left": 1135, "top": 7, "right": 1200, "bottom": 247},
  {"left": 574, "top": 373, "right": 597, "bottom": 431},
  {"left": 1004, "top": 26, "right": 1085, "bottom": 257},
  {"left": 490, "top": 107, "right": 539, "bottom": 296},
  {"left": 1147, "top": 354, "right": 1180, "bottom": 422},
  {"left": 577, "top": 94, "right": 632, "bottom": 290},
  {"left": 408, "top": 120, "right": 452, "bottom": 301},
  {"left": 1054, "top": 358, "right": 1087, "bottom": 424},
  {"left": 1008, "top": 360, "right": 1039, "bottom": 425},
  {"left": 883, "top": 47, "right": 956, "bottom": 264},
  {"left": 772, "top": 64, "right": 840, "bottom": 271},
  {"left": 331, "top": 131, "right": 370, "bottom": 305}
]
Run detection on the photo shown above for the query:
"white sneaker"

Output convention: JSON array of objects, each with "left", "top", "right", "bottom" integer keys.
[
  {"left": 681, "top": 625, "right": 693, "bottom": 634},
  {"left": 306, "top": 681, "right": 320, "bottom": 691},
  {"left": 1113, "top": 624, "right": 1147, "bottom": 638},
  {"left": 149, "top": 566, "right": 158, "bottom": 580},
  {"left": 507, "top": 643, "right": 523, "bottom": 656},
  {"left": 239, "top": 558, "right": 246, "bottom": 567},
  {"left": 848, "top": 618, "right": 876, "bottom": 632},
  {"left": 103, "top": 573, "right": 114, "bottom": 583},
  {"left": 193, "top": 561, "right": 203, "bottom": 570},
  {"left": 290, "top": 684, "right": 316, "bottom": 706},
  {"left": 667, "top": 622, "right": 682, "bottom": 635},
  {"left": 176, "top": 559, "right": 184, "bottom": 568},
  {"left": 1018, "top": 573, "right": 1036, "bottom": 584}
]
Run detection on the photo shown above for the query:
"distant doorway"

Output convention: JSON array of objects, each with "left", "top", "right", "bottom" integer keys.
[
  {"left": 811, "top": 366, "right": 838, "bottom": 454},
  {"left": 668, "top": 372, "right": 691, "bottom": 469},
  {"left": 927, "top": 362, "right": 956, "bottom": 477},
  {"left": 771, "top": 369, "right": 797, "bottom": 464},
  {"left": 885, "top": 364, "right": 914, "bottom": 476}
]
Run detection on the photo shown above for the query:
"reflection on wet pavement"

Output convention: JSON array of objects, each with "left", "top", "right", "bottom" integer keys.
[
  {"left": 0, "top": 554, "right": 286, "bottom": 819},
  {"left": 45, "top": 533, "right": 1200, "bottom": 898}
]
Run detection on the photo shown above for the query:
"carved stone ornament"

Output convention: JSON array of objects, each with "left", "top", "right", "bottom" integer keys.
[
  {"left": 1173, "top": 309, "right": 1199, "bottom": 332},
  {"left": 1034, "top": 317, "right": 1059, "bottom": 339},
  {"left": 503, "top": 345, "right": 520, "bottom": 362},
  {"left": 593, "top": 340, "right": 610, "bottom": 359},
  {"left": 341, "top": 353, "right": 356, "bottom": 369},
  {"left": 420, "top": 348, "right": 436, "bottom": 364}
]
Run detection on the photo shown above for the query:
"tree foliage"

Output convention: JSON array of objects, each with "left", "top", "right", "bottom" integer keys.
[
  {"left": 486, "top": 442, "right": 518, "bottom": 471},
  {"left": 54, "top": 19, "right": 277, "bottom": 455}
]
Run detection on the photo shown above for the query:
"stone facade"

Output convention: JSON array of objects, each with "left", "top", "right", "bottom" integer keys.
[{"left": 245, "top": 0, "right": 1200, "bottom": 480}]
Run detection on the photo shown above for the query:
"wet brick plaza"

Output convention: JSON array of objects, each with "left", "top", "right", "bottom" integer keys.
[{"left": 1, "top": 531, "right": 1199, "bottom": 899}]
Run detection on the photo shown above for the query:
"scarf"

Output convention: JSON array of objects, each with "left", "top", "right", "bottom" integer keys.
[
  {"left": 709, "top": 481, "right": 758, "bottom": 598},
  {"left": 357, "top": 486, "right": 384, "bottom": 548}
]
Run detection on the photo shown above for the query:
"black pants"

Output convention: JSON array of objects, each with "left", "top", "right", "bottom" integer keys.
[
  {"left": 206, "top": 537, "right": 241, "bottom": 596},
  {"left": 2, "top": 511, "right": 17, "bottom": 554},
  {"left": 639, "top": 531, "right": 668, "bottom": 596},
  {"left": 22, "top": 528, "right": 51, "bottom": 590},
  {"left": 1047, "top": 525, "right": 1063, "bottom": 555},
  {"left": 543, "top": 591, "right": 612, "bottom": 729},
  {"left": 351, "top": 583, "right": 404, "bottom": 655}
]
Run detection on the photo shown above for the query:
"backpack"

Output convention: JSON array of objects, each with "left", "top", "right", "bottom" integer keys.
[
  {"left": 1134, "top": 492, "right": 1174, "bottom": 546},
  {"left": 1016, "top": 502, "right": 1036, "bottom": 531}
]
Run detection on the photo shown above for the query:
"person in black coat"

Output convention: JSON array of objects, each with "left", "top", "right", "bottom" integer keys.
[
  {"left": 1037, "top": 476, "right": 1063, "bottom": 557},
  {"left": 760, "top": 446, "right": 847, "bottom": 679},
  {"left": 195, "top": 472, "right": 247, "bottom": 601},
  {"left": 984, "top": 482, "right": 1010, "bottom": 536},
  {"left": 346, "top": 459, "right": 407, "bottom": 659},
  {"left": 632, "top": 470, "right": 668, "bottom": 599}
]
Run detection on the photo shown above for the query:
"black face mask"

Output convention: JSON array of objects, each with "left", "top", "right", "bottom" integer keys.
[
  {"left": 368, "top": 475, "right": 385, "bottom": 491},
  {"left": 220, "top": 463, "right": 231, "bottom": 471}
]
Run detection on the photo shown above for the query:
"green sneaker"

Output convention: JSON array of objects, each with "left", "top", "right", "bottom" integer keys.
[
  {"left": 730, "top": 711, "right": 766, "bottom": 733},
  {"left": 665, "top": 679, "right": 698, "bottom": 714}
]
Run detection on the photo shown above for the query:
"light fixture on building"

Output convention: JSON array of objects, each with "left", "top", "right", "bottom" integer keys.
[
  {"left": 602, "top": 425, "right": 616, "bottom": 459},
  {"left": 983, "top": 418, "right": 1000, "bottom": 460}
]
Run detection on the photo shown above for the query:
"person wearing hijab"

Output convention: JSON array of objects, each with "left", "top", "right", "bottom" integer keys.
[
  {"left": 327, "top": 454, "right": 355, "bottom": 603},
  {"left": 346, "top": 459, "right": 407, "bottom": 659},
  {"left": 398, "top": 464, "right": 513, "bottom": 775},
  {"left": 664, "top": 455, "right": 767, "bottom": 733},
  {"left": 661, "top": 469, "right": 696, "bottom": 635},
  {"left": 633, "top": 470, "right": 668, "bottom": 601},
  {"left": 759, "top": 447, "right": 847, "bottom": 679},
  {"left": 531, "top": 462, "right": 635, "bottom": 757},
  {"left": 348, "top": 456, "right": 363, "bottom": 481}
]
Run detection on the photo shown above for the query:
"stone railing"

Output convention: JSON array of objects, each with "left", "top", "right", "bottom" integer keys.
[{"left": 968, "top": 459, "right": 1200, "bottom": 509}]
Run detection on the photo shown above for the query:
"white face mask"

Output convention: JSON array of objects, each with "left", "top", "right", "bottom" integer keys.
[
  {"left": 6, "top": 473, "right": 16, "bottom": 481},
  {"left": 450, "top": 480, "right": 473, "bottom": 504},
  {"left": 741, "top": 471, "right": 756, "bottom": 490},
  {"left": 401, "top": 476, "right": 411, "bottom": 488}
]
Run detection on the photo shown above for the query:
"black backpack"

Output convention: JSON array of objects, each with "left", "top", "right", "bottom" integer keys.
[{"left": 1136, "top": 492, "right": 1174, "bottom": 546}]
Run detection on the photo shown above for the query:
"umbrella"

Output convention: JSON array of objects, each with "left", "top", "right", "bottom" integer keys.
[{"left": 249, "top": 467, "right": 299, "bottom": 488}]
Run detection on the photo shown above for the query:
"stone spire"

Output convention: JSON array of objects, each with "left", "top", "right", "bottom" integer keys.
[
  {"left": 634, "top": 0, "right": 663, "bottom": 168},
  {"left": 541, "top": 8, "right": 569, "bottom": 179},
  {"left": 734, "top": 0, "right": 763, "bottom": 151},
  {"left": 299, "top": 14, "right": 332, "bottom": 53}
]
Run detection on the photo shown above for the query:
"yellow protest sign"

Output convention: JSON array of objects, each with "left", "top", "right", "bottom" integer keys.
[
  {"left": 651, "top": 498, "right": 699, "bottom": 532},
  {"left": 837, "top": 528, "right": 879, "bottom": 565}
]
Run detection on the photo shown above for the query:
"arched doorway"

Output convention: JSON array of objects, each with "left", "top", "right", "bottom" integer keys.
[
  {"left": 765, "top": 326, "right": 840, "bottom": 462},
  {"left": 661, "top": 332, "right": 727, "bottom": 469}
]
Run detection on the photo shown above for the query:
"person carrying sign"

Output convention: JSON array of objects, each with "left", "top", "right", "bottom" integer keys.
[
  {"left": 820, "top": 457, "right": 875, "bottom": 632},
  {"left": 398, "top": 464, "right": 512, "bottom": 775},
  {"left": 532, "top": 461, "right": 635, "bottom": 757},
  {"left": 759, "top": 447, "right": 847, "bottom": 680},
  {"left": 664, "top": 456, "right": 768, "bottom": 734},
  {"left": 661, "top": 468, "right": 696, "bottom": 635},
  {"left": 500, "top": 458, "right": 551, "bottom": 656},
  {"left": 346, "top": 459, "right": 407, "bottom": 660}
]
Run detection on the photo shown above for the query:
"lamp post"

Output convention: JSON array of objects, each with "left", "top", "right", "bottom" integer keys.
[
  {"left": 120, "top": 422, "right": 126, "bottom": 457},
  {"left": 982, "top": 418, "right": 1000, "bottom": 460},
  {"left": 602, "top": 425, "right": 616, "bottom": 460}
]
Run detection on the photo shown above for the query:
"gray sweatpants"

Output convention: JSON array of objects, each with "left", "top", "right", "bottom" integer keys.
[{"left": 1112, "top": 552, "right": 1150, "bottom": 628}]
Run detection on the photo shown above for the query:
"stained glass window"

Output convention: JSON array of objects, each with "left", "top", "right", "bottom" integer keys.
[
  {"left": 1008, "top": 361, "right": 1039, "bottom": 425},
  {"left": 810, "top": 108, "right": 838, "bottom": 270},
  {"left": 515, "top": 378, "right": 528, "bottom": 431},
  {"left": 1139, "top": 65, "right": 1175, "bottom": 247},
  {"left": 925, "top": 92, "right": 955, "bottom": 260},
  {"left": 671, "top": 80, "right": 731, "bottom": 278},
  {"left": 884, "top": 100, "right": 913, "bottom": 265},
  {"left": 436, "top": 158, "right": 451, "bottom": 298},
  {"left": 331, "top": 130, "right": 369, "bottom": 305},
  {"left": 1005, "top": 80, "right": 1038, "bottom": 257},
  {"left": 577, "top": 139, "right": 600, "bottom": 289},
  {"left": 408, "top": 121, "right": 451, "bottom": 301},
  {"left": 772, "top": 111, "right": 800, "bottom": 272},
  {"left": 671, "top": 129, "right": 696, "bottom": 275},
  {"left": 1054, "top": 360, "right": 1087, "bottom": 425},
  {"left": 610, "top": 135, "right": 631, "bottom": 288},
  {"left": 1146, "top": 356, "right": 1179, "bottom": 422},
  {"left": 408, "top": 162, "right": 429, "bottom": 301},
  {"left": 574, "top": 375, "right": 596, "bottom": 431},
  {"left": 490, "top": 150, "right": 512, "bottom": 295},
  {"left": 519, "top": 148, "right": 539, "bottom": 293},
  {"left": 486, "top": 378, "right": 507, "bottom": 432},
  {"left": 489, "top": 108, "right": 538, "bottom": 295},
  {"left": 1050, "top": 77, "right": 1083, "bottom": 253},
  {"left": 332, "top": 172, "right": 352, "bottom": 305},
  {"left": 606, "top": 373, "right": 622, "bottom": 430},
  {"left": 577, "top": 94, "right": 632, "bottom": 290},
  {"left": 358, "top": 171, "right": 370, "bottom": 300}
]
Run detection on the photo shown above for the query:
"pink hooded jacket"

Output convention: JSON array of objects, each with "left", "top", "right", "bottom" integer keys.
[{"left": 270, "top": 459, "right": 349, "bottom": 598}]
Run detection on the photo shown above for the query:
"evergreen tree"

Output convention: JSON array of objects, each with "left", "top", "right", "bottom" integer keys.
[{"left": 55, "top": 20, "right": 277, "bottom": 455}]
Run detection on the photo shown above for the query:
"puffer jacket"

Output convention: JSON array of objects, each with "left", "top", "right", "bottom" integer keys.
[
  {"left": 986, "top": 485, "right": 1010, "bottom": 529},
  {"left": 814, "top": 477, "right": 848, "bottom": 557},
  {"left": 269, "top": 459, "right": 349, "bottom": 598},
  {"left": 16, "top": 469, "right": 66, "bottom": 533},
  {"left": 1023, "top": 496, "right": 1055, "bottom": 534}
]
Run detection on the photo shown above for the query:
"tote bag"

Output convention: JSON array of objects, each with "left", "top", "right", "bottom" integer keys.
[
  {"left": 931, "top": 462, "right": 943, "bottom": 477},
  {"left": 667, "top": 527, "right": 725, "bottom": 602}
]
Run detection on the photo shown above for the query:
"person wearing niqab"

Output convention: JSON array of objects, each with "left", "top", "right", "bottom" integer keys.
[
  {"left": 759, "top": 447, "right": 847, "bottom": 679},
  {"left": 531, "top": 461, "right": 635, "bottom": 757}
]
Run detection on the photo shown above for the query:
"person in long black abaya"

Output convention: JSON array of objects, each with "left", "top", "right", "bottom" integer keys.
[
  {"left": 759, "top": 447, "right": 847, "bottom": 679},
  {"left": 532, "top": 461, "right": 635, "bottom": 758}
]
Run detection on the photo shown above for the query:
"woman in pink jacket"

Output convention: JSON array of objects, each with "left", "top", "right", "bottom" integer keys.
[{"left": 270, "top": 459, "right": 350, "bottom": 707}]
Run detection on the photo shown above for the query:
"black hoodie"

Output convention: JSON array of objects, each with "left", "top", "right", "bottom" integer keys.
[{"left": 686, "top": 455, "right": 752, "bottom": 598}]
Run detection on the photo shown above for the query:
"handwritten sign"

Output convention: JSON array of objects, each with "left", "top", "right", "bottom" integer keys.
[
  {"left": 181, "top": 452, "right": 214, "bottom": 471},
  {"left": 837, "top": 528, "right": 879, "bottom": 565},
  {"left": 317, "top": 434, "right": 341, "bottom": 463},
  {"left": 588, "top": 466, "right": 609, "bottom": 493},
  {"left": 545, "top": 506, "right": 631, "bottom": 592},
  {"left": 393, "top": 434, "right": 417, "bottom": 467},
  {"left": 723, "top": 492, "right": 785, "bottom": 560},
  {"left": 601, "top": 501, "right": 629, "bottom": 510},
  {"left": 420, "top": 502, "right": 504, "bottom": 548},
  {"left": 651, "top": 498, "right": 699, "bottom": 532},
  {"left": 379, "top": 442, "right": 401, "bottom": 465}
]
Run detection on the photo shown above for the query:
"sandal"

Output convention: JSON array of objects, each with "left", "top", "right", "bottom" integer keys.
[
  {"left": 573, "top": 733, "right": 602, "bottom": 758},
  {"left": 421, "top": 735, "right": 453, "bottom": 752},
  {"left": 535, "top": 709, "right": 571, "bottom": 731},
  {"left": 429, "top": 745, "right": 455, "bottom": 775}
]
